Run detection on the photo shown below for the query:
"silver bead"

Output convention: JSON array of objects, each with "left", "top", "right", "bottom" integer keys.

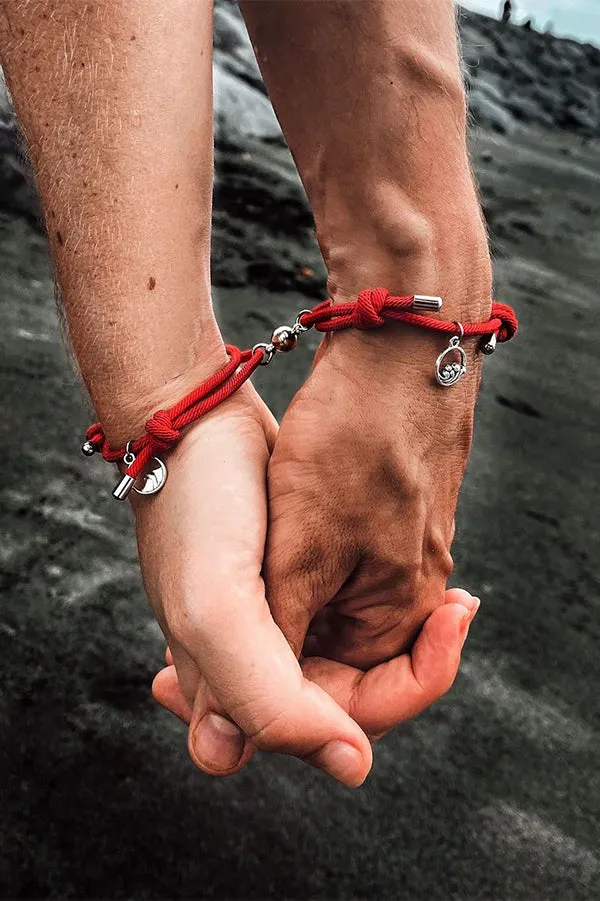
[
  {"left": 271, "top": 325, "right": 298, "bottom": 353},
  {"left": 81, "top": 441, "right": 96, "bottom": 457},
  {"left": 481, "top": 333, "right": 497, "bottom": 355}
]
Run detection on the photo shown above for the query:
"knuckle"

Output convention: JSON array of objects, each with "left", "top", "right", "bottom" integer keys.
[
  {"left": 423, "top": 526, "right": 454, "bottom": 580},
  {"left": 244, "top": 707, "right": 297, "bottom": 754}
]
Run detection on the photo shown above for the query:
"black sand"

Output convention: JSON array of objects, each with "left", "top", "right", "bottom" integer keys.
[{"left": 1, "top": 10, "right": 599, "bottom": 901}]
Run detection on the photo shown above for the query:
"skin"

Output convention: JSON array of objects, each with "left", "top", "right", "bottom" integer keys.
[
  {"left": 0, "top": 0, "right": 485, "bottom": 785},
  {"left": 161, "top": 0, "right": 493, "bottom": 771}
]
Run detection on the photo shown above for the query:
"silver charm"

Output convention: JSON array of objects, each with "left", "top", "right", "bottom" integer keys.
[
  {"left": 112, "top": 443, "right": 167, "bottom": 500},
  {"left": 133, "top": 457, "right": 167, "bottom": 495},
  {"left": 435, "top": 323, "right": 467, "bottom": 387},
  {"left": 81, "top": 441, "right": 96, "bottom": 457}
]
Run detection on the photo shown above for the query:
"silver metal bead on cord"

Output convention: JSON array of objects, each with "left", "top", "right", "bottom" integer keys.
[
  {"left": 271, "top": 325, "right": 298, "bottom": 353},
  {"left": 253, "top": 311, "right": 313, "bottom": 365}
]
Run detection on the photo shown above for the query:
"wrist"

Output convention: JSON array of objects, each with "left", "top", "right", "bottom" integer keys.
[
  {"left": 317, "top": 201, "right": 492, "bottom": 393},
  {"left": 320, "top": 170, "right": 491, "bottom": 307},
  {"left": 312, "top": 324, "right": 478, "bottom": 462},
  {"left": 90, "top": 317, "right": 229, "bottom": 447}
]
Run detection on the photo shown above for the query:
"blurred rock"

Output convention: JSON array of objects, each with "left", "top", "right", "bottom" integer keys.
[
  {"left": 2, "top": 0, "right": 600, "bottom": 233},
  {"left": 0, "top": 71, "right": 41, "bottom": 226},
  {"left": 460, "top": 7, "right": 600, "bottom": 137},
  {"left": 469, "top": 89, "right": 516, "bottom": 134},
  {"left": 214, "top": 66, "right": 281, "bottom": 142}
]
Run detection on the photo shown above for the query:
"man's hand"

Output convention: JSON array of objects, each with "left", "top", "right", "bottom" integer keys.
[
  {"left": 264, "top": 325, "right": 478, "bottom": 684},
  {"left": 232, "top": 0, "right": 493, "bottom": 743},
  {"left": 134, "top": 387, "right": 375, "bottom": 787}
]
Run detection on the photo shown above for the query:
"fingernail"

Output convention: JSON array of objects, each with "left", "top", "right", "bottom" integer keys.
[
  {"left": 458, "top": 607, "right": 473, "bottom": 646},
  {"left": 192, "top": 713, "right": 246, "bottom": 772},
  {"left": 318, "top": 741, "right": 366, "bottom": 787},
  {"left": 459, "top": 595, "right": 480, "bottom": 617}
]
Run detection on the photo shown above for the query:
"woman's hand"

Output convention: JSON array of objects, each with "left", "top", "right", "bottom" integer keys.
[{"left": 135, "top": 386, "right": 373, "bottom": 787}]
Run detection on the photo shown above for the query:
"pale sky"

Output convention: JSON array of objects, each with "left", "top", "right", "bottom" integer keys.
[{"left": 461, "top": 0, "right": 600, "bottom": 44}]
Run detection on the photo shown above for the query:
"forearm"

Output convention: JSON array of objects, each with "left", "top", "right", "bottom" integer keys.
[
  {"left": 240, "top": 0, "right": 491, "bottom": 323},
  {"left": 0, "top": 0, "right": 223, "bottom": 444}
]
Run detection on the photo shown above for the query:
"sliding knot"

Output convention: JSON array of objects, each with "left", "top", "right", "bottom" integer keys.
[
  {"left": 146, "top": 410, "right": 181, "bottom": 451},
  {"left": 352, "top": 287, "right": 389, "bottom": 329}
]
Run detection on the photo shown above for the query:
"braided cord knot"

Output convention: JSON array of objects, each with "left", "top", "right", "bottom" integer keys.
[
  {"left": 145, "top": 409, "right": 182, "bottom": 451},
  {"left": 491, "top": 302, "right": 519, "bottom": 342},
  {"left": 83, "top": 286, "right": 518, "bottom": 500},
  {"left": 352, "top": 287, "right": 390, "bottom": 329}
]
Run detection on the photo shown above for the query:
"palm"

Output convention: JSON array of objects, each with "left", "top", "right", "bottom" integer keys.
[{"left": 134, "top": 387, "right": 277, "bottom": 709}]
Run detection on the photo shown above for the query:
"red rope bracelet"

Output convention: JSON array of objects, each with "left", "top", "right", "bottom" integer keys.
[{"left": 82, "top": 287, "right": 518, "bottom": 498}]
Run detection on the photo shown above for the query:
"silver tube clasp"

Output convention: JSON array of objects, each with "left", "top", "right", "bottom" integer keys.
[
  {"left": 481, "top": 333, "right": 497, "bottom": 355},
  {"left": 412, "top": 295, "right": 443, "bottom": 312}
]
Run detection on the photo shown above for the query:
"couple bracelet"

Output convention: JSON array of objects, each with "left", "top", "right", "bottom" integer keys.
[{"left": 81, "top": 287, "right": 518, "bottom": 499}]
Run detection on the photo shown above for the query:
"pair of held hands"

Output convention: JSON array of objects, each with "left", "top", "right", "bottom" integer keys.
[{"left": 143, "top": 322, "right": 480, "bottom": 787}]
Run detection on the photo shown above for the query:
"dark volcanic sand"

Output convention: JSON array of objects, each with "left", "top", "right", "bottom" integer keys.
[{"left": 1, "top": 56, "right": 600, "bottom": 901}]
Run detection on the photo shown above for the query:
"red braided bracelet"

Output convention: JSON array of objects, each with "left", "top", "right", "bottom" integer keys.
[{"left": 82, "top": 288, "right": 518, "bottom": 499}]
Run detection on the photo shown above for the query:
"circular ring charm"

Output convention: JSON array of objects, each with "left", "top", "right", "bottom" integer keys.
[
  {"left": 435, "top": 336, "right": 467, "bottom": 387},
  {"left": 133, "top": 457, "right": 168, "bottom": 495}
]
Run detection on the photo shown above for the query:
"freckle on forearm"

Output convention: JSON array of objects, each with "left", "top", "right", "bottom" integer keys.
[{"left": 0, "top": 0, "right": 223, "bottom": 439}]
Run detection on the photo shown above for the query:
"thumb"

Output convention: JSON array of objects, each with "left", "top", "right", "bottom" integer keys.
[
  {"left": 302, "top": 589, "right": 479, "bottom": 738},
  {"left": 181, "top": 587, "right": 373, "bottom": 787},
  {"left": 153, "top": 664, "right": 258, "bottom": 773}
]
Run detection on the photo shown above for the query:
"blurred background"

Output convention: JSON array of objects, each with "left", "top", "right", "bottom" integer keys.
[{"left": 1, "top": 1, "right": 599, "bottom": 898}]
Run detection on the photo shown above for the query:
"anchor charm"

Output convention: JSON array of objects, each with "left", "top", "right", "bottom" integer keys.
[{"left": 435, "top": 323, "right": 467, "bottom": 387}]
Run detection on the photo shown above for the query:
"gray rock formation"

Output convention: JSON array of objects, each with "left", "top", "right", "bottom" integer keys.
[
  {"left": 460, "top": 8, "right": 600, "bottom": 135},
  {"left": 1, "top": 1, "right": 600, "bottom": 228}
]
